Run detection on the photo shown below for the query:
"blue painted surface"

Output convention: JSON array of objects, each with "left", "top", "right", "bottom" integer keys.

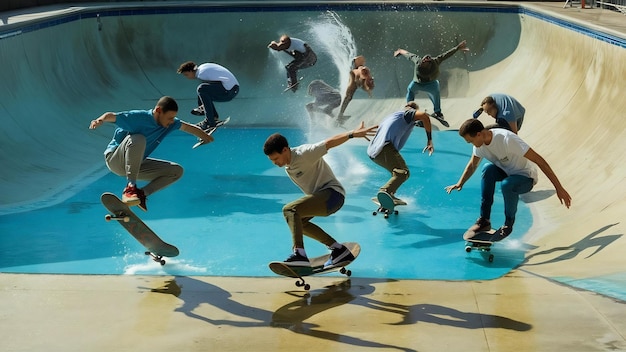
[
  {"left": 0, "top": 128, "right": 531, "bottom": 278},
  {"left": 0, "top": 2, "right": 620, "bottom": 299}
]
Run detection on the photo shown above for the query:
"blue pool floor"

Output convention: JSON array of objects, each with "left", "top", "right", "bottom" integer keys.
[{"left": 0, "top": 127, "right": 531, "bottom": 279}]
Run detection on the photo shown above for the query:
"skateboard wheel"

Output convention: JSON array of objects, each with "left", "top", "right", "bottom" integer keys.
[
  {"left": 160, "top": 259, "right": 166, "bottom": 265},
  {"left": 394, "top": 210, "right": 399, "bottom": 215},
  {"left": 384, "top": 214, "right": 389, "bottom": 219},
  {"left": 145, "top": 251, "right": 151, "bottom": 256},
  {"left": 465, "top": 246, "right": 472, "bottom": 253},
  {"left": 340, "top": 267, "right": 346, "bottom": 274},
  {"left": 488, "top": 254, "right": 494, "bottom": 263},
  {"left": 372, "top": 211, "right": 377, "bottom": 216},
  {"left": 304, "top": 284, "right": 311, "bottom": 290},
  {"left": 123, "top": 216, "right": 130, "bottom": 223},
  {"left": 105, "top": 214, "right": 112, "bottom": 221}
]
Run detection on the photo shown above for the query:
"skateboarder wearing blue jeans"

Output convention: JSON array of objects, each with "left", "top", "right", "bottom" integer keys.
[
  {"left": 445, "top": 119, "right": 571, "bottom": 238},
  {"left": 394, "top": 40, "right": 468, "bottom": 127},
  {"left": 177, "top": 61, "right": 239, "bottom": 130},
  {"left": 263, "top": 121, "right": 376, "bottom": 268}
]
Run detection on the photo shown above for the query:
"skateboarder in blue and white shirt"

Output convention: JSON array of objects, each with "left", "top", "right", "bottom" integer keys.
[
  {"left": 473, "top": 94, "right": 525, "bottom": 134},
  {"left": 268, "top": 35, "right": 317, "bottom": 92},
  {"left": 367, "top": 102, "right": 434, "bottom": 203},
  {"left": 89, "top": 96, "right": 214, "bottom": 211},
  {"left": 177, "top": 61, "right": 239, "bottom": 130},
  {"left": 445, "top": 119, "right": 571, "bottom": 239},
  {"left": 263, "top": 121, "right": 377, "bottom": 268}
]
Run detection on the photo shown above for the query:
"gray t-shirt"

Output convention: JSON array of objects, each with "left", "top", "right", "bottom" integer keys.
[{"left": 285, "top": 141, "right": 345, "bottom": 196}]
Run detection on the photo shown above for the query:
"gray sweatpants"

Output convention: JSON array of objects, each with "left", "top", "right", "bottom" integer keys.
[{"left": 105, "top": 134, "right": 183, "bottom": 196}]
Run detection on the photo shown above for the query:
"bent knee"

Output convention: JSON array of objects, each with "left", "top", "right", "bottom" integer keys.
[{"left": 393, "top": 168, "right": 410, "bottom": 180}]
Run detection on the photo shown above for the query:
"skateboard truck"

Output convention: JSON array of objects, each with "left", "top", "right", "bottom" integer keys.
[
  {"left": 105, "top": 213, "right": 130, "bottom": 223},
  {"left": 145, "top": 251, "right": 167, "bottom": 266}
]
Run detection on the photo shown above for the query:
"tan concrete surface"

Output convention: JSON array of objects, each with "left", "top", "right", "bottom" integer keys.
[
  {"left": 1, "top": 2, "right": 626, "bottom": 351},
  {"left": 1, "top": 272, "right": 625, "bottom": 352}
]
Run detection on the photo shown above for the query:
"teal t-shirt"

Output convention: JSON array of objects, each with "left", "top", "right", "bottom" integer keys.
[{"left": 104, "top": 109, "right": 182, "bottom": 159}]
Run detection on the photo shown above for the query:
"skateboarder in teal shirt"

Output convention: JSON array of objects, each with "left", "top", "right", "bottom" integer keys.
[{"left": 90, "top": 96, "right": 213, "bottom": 211}]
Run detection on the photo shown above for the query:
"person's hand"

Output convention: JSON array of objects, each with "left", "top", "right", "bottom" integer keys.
[
  {"left": 89, "top": 118, "right": 103, "bottom": 129},
  {"left": 423, "top": 141, "right": 434, "bottom": 156},
  {"left": 351, "top": 121, "right": 378, "bottom": 141},
  {"left": 457, "top": 40, "right": 470, "bottom": 52},
  {"left": 445, "top": 183, "right": 462, "bottom": 194},
  {"left": 393, "top": 49, "right": 406, "bottom": 57}
]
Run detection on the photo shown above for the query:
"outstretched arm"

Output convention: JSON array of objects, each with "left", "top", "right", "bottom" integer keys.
[
  {"left": 180, "top": 121, "right": 215, "bottom": 144},
  {"left": 524, "top": 148, "right": 571, "bottom": 208},
  {"left": 414, "top": 110, "right": 434, "bottom": 155},
  {"left": 436, "top": 40, "right": 470, "bottom": 63},
  {"left": 394, "top": 48, "right": 409, "bottom": 57},
  {"left": 325, "top": 121, "right": 377, "bottom": 150},
  {"left": 89, "top": 112, "right": 116, "bottom": 129},
  {"left": 445, "top": 155, "right": 482, "bottom": 193}
]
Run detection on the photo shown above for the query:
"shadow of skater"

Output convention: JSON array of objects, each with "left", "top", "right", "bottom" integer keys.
[
  {"left": 522, "top": 223, "right": 622, "bottom": 266},
  {"left": 358, "top": 299, "right": 531, "bottom": 331},
  {"left": 271, "top": 280, "right": 416, "bottom": 352},
  {"left": 156, "top": 277, "right": 414, "bottom": 351}
]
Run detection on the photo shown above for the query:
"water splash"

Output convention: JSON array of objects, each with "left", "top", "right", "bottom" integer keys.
[{"left": 307, "top": 11, "right": 357, "bottom": 95}]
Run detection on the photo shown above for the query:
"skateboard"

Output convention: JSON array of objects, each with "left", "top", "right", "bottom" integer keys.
[
  {"left": 282, "top": 77, "right": 303, "bottom": 93},
  {"left": 268, "top": 242, "right": 360, "bottom": 291},
  {"left": 464, "top": 229, "right": 505, "bottom": 263},
  {"left": 192, "top": 116, "right": 231, "bottom": 149},
  {"left": 371, "top": 191, "right": 406, "bottom": 218},
  {"left": 100, "top": 192, "right": 179, "bottom": 265}
]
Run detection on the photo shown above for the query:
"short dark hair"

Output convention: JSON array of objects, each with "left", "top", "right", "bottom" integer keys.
[
  {"left": 459, "top": 119, "right": 485, "bottom": 137},
  {"left": 156, "top": 96, "right": 179, "bottom": 113},
  {"left": 481, "top": 95, "right": 495, "bottom": 106},
  {"left": 263, "top": 133, "right": 289, "bottom": 155},
  {"left": 405, "top": 101, "right": 418, "bottom": 110},
  {"left": 177, "top": 61, "right": 197, "bottom": 74}
]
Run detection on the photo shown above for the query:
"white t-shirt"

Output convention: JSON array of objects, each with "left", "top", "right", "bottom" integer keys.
[
  {"left": 285, "top": 141, "right": 345, "bottom": 196},
  {"left": 196, "top": 63, "right": 239, "bottom": 90},
  {"left": 286, "top": 37, "right": 307, "bottom": 53},
  {"left": 474, "top": 129, "right": 538, "bottom": 184}
]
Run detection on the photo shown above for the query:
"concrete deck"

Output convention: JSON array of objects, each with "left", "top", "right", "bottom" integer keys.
[{"left": 1, "top": 2, "right": 626, "bottom": 351}]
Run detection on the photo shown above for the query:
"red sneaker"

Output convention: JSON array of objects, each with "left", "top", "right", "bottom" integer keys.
[{"left": 121, "top": 184, "right": 141, "bottom": 206}]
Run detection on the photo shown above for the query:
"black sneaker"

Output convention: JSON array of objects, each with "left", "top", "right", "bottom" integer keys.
[
  {"left": 284, "top": 252, "right": 310, "bottom": 267},
  {"left": 432, "top": 111, "right": 450, "bottom": 127},
  {"left": 196, "top": 119, "right": 220, "bottom": 131},
  {"left": 494, "top": 225, "right": 513, "bottom": 239},
  {"left": 191, "top": 105, "right": 205, "bottom": 116},
  {"left": 324, "top": 245, "right": 355, "bottom": 268}
]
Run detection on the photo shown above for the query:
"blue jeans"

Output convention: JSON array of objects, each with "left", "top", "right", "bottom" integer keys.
[
  {"left": 197, "top": 82, "right": 239, "bottom": 126},
  {"left": 480, "top": 163, "right": 534, "bottom": 226},
  {"left": 406, "top": 80, "right": 441, "bottom": 114}
]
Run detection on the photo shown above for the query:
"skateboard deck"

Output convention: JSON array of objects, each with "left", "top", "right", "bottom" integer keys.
[
  {"left": 464, "top": 229, "right": 503, "bottom": 263},
  {"left": 372, "top": 191, "right": 406, "bottom": 218},
  {"left": 100, "top": 192, "right": 179, "bottom": 265},
  {"left": 192, "top": 116, "right": 230, "bottom": 149},
  {"left": 268, "top": 242, "right": 360, "bottom": 290},
  {"left": 282, "top": 77, "right": 303, "bottom": 93}
]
